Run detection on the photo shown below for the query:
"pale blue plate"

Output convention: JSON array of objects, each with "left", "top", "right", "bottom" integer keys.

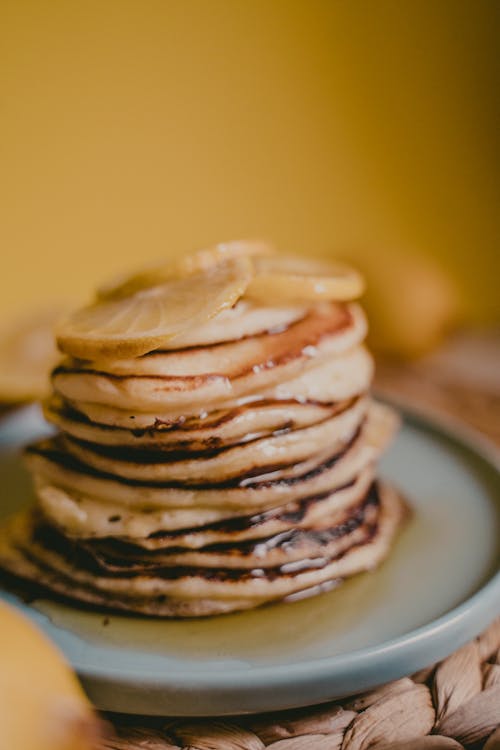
[{"left": 1, "top": 403, "right": 499, "bottom": 716}]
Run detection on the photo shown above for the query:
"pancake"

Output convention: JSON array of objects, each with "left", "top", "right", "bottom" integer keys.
[
  {"left": 57, "top": 397, "right": 367, "bottom": 484},
  {"left": 32, "top": 464, "right": 375, "bottom": 541},
  {"left": 78, "top": 472, "right": 378, "bottom": 568},
  {"left": 0, "top": 482, "right": 406, "bottom": 617},
  {"left": 51, "top": 303, "right": 367, "bottom": 412},
  {"left": 44, "top": 395, "right": 342, "bottom": 449},
  {"left": 45, "top": 342, "right": 373, "bottom": 439},
  {"left": 57, "top": 343, "right": 372, "bottom": 429},
  {"left": 137, "top": 298, "right": 309, "bottom": 349},
  {"left": 25, "top": 402, "right": 398, "bottom": 545}
]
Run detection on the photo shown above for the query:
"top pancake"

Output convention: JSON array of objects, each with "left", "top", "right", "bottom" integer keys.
[{"left": 51, "top": 302, "right": 367, "bottom": 414}]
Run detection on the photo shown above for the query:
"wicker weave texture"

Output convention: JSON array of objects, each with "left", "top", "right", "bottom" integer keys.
[{"left": 100, "top": 618, "right": 500, "bottom": 750}]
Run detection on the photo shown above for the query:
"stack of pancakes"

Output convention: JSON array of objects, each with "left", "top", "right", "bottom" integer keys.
[{"left": 0, "top": 267, "right": 405, "bottom": 616}]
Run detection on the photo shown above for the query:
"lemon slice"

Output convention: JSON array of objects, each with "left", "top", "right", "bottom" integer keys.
[
  {"left": 245, "top": 254, "right": 365, "bottom": 303},
  {"left": 56, "top": 256, "right": 253, "bottom": 360},
  {"left": 98, "top": 239, "right": 274, "bottom": 301},
  {"left": 0, "top": 309, "right": 62, "bottom": 403}
]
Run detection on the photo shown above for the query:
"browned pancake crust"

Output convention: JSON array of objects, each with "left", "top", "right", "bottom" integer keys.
[{"left": 0, "top": 482, "right": 407, "bottom": 617}]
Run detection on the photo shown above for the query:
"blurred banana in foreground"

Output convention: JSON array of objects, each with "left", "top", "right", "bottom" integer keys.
[{"left": 0, "top": 601, "right": 102, "bottom": 750}]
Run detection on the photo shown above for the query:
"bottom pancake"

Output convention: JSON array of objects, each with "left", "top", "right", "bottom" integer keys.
[{"left": 0, "top": 481, "right": 407, "bottom": 617}]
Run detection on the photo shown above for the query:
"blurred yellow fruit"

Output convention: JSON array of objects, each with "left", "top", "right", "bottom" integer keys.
[
  {"left": 0, "top": 601, "right": 101, "bottom": 750},
  {"left": 355, "top": 249, "right": 461, "bottom": 359},
  {"left": 0, "top": 308, "right": 62, "bottom": 404}
]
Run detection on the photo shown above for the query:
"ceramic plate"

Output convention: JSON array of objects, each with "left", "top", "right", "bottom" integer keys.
[{"left": 0, "top": 403, "right": 499, "bottom": 716}]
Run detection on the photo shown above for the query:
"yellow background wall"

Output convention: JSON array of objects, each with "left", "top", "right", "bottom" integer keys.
[{"left": 1, "top": 0, "right": 498, "bottom": 322}]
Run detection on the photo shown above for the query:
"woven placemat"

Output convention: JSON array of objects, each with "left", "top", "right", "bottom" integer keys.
[
  {"left": 99, "top": 618, "right": 500, "bottom": 749},
  {"left": 97, "top": 337, "right": 500, "bottom": 749}
]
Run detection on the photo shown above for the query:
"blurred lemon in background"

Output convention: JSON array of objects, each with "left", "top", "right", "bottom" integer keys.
[
  {"left": 0, "top": 601, "right": 102, "bottom": 750},
  {"left": 350, "top": 249, "right": 460, "bottom": 359},
  {"left": 0, "top": 0, "right": 498, "bottom": 356},
  {"left": 0, "top": 308, "right": 62, "bottom": 405}
]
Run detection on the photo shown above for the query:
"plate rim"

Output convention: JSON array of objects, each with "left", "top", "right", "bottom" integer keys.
[{"left": 1, "top": 401, "right": 499, "bottom": 713}]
